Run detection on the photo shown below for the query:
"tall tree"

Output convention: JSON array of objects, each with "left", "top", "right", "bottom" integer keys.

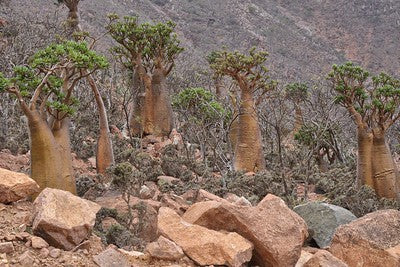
[
  {"left": 328, "top": 62, "right": 400, "bottom": 199},
  {"left": 58, "top": 0, "right": 115, "bottom": 174},
  {"left": 107, "top": 15, "right": 183, "bottom": 137},
  {"left": 0, "top": 41, "right": 108, "bottom": 194},
  {"left": 208, "top": 48, "right": 275, "bottom": 172},
  {"left": 285, "top": 82, "right": 308, "bottom": 137}
]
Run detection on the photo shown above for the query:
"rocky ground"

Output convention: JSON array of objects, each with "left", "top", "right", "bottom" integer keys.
[{"left": 1, "top": 133, "right": 400, "bottom": 267}]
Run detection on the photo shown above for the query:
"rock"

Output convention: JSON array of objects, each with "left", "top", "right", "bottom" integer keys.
[
  {"left": 49, "top": 248, "right": 61, "bottom": 258},
  {"left": 183, "top": 194, "right": 308, "bottom": 267},
  {"left": 330, "top": 209, "right": 400, "bottom": 267},
  {"left": 31, "top": 236, "right": 49, "bottom": 249},
  {"left": 158, "top": 207, "right": 253, "bottom": 267},
  {"left": 160, "top": 193, "right": 189, "bottom": 215},
  {"left": 93, "top": 247, "right": 130, "bottom": 267},
  {"left": 224, "top": 193, "right": 241, "bottom": 203},
  {"left": 18, "top": 251, "right": 34, "bottom": 266},
  {"left": 234, "top": 196, "right": 252, "bottom": 206},
  {"left": 295, "top": 250, "right": 313, "bottom": 267},
  {"left": 196, "top": 189, "right": 231, "bottom": 204},
  {"left": 303, "top": 250, "right": 348, "bottom": 267},
  {"left": 157, "top": 175, "right": 181, "bottom": 186},
  {"left": 294, "top": 202, "right": 356, "bottom": 248},
  {"left": 146, "top": 236, "right": 184, "bottom": 261},
  {"left": 139, "top": 185, "right": 153, "bottom": 199},
  {"left": 0, "top": 243, "right": 13, "bottom": 254},
  {"left": 0, "top": 168, "right": 39, "bottom": 203},
  {"left": 0, "top": 253, "right": 8, "bottom": 267},
  {"left": 32, "top": 188, "right": 101, "bottom": 250},
  {"left": 39, "top": 248, "right": 49, "bottom": 258}
]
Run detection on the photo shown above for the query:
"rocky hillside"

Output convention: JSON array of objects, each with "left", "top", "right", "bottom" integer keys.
[{"left": 1, "top": 0, "right": 399, "bottom": 83}]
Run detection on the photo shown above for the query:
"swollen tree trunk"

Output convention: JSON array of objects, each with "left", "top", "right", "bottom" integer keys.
[
  {"left": 233, "top": 89, "right": 265, "bottom": 172},
  {"left": 371, "top": 130, "right": 400, "bottom": 199},
  {"left": 51, "top": 118, "right": 77, "bottom": 194},
  {"left": 357, "top": 127, "right": 374, "bottom": 188},
  {"left": 28, "top": 111, "right": 76, "bottom": 196},
  {"left": 87, "top": 74, "right": 115, "bottom": 174},
  {"left": 129, "top": 67, "right": 145, "bottom": 137},
  {"left": 292, "top": 104, "right": 303, "bottom": 136},
  {"left": 151, "top": 67, "right": 173, "bottom": 136}
]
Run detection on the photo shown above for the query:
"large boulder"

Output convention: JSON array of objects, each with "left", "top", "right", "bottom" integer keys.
[
  {"left": 329, "top": 209, "right": 400, "bottom": 267},
  {"left": 158, "top": 207, "right": 253, "bottom": 267},
  {"left": 183, "top": 194, "right": 308, "bottom": 267},
  {"left": 32, "top": 188, "right": 101, "bottom": 250},
  {"left": 0, "top": 168, "right": 39, "bottom": 203},
  {"left": 294, "top": 202, "right": 356, "bottom": 248}
]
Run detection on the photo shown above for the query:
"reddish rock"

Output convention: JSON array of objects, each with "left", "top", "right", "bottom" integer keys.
[
  {"left": 158, "top": 207, "right": 253, "bottom": 267},
  {"left": 160, "top": 193, "right": 189, "bottom": 215},
  {"left": 303, "top": 250, "right": 348, "bottom": 267},
  {"left": 93, "top": 247, "right": 130, "bottom": 267},
  {"left": 0, "top": 242, "right": 14, "bottom": 254},
  {"left": 32, "top": 188, "right": 101, "bottom": 250},
  {"left": 146, "top": 236, "right": 184, "bottom": 261},
  {"left": 330, "top": 209, "right": 400, "bottom": 267},
  {"left": 0, "top": 168, "right": 39, "bottom": 203},
  {"left": 183, "top": 194, "right": 308, "bottom": 267},
  {"left": 31, "top": 236, "right": 49, "bottom": 249}
]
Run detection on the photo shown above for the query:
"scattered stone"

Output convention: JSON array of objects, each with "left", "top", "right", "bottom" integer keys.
[
  {"left": 139, "top": 185, "right": 153, "bottom": 199},
  {"left": 157, "top": 175, "right": 181, "bottom": 186},
  {"left": 24, "top": 240, "right": 31, "bottom": 248},
  {"left": 160, "top": 193, "right": 189, "bottom": 215},
  {"left": 158, "top": 207, "right": 253, "bottom": 267},
  {"left": 0, "top": 168, "right": 39, "bottom": 203},
  {"left": 4, "top": 235, "right": 14, "bottom": 242},
  {"left": 39, "top": 248, "right": 49, "bottom": 258},
  {"left": 224, "top": 193, "right": 241, "bottom": 203},
  {"left": 0, "top": 253, "right": 8, "bottom": 267},
  {"left": 234, "top": 196, "right": 252, "bottom": 206},
  {"left": 49, "top": 248, "right": 61, "bottom": 258},
  {"left": 0, "top": 243, "right": 13, "bottom": 254},
  {"left": 330, "top": 209, "right": 400, "bottom": 267},
  {"left": 18, "top": 251, "right": 34, "bottom": 266},
  {"left": 93, "top": 247, "right": 130, "bottom": 267},
  {"left": 294, "top": 202, "right": 356, "bottom": 248},
  {"left": 303, "top": 250, "right": 348, "bottom": 267},
  {"left": 31, "top": 236, "right": 49, "bottom": 249},
  {"left": 183, "top": 194, "right": 308, "bottom": 267},
  {"left": 32, "top": 188, "right": 101, "bottom": 250},
  {"left": 146, "top": 236, "right": 184, "bottom": 261},
  {"left": 295, "top": 250, "right": 313, "bottom": 267}
]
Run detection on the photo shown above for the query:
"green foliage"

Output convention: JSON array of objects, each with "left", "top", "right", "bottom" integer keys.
[
  {"left": 172, "top": 87, "right": 229, "bottom": 122},
  {"left": 285, "top": 82, "right": 309, "bottom": 102},
  {"left": 107, "top": 15, "right": 183, "bottom": 70},
  {"left": 328, "top": 62, "right": 400, "bottom": 126},
  {"left": 0, "top": 72, "right": 10, "bottom": 92},
  {"left": 31, "top": 40, "right": 108, "bottom": 70}
]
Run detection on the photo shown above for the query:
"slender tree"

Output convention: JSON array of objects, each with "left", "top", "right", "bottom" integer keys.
[
  {"left": 208, "top": 47, "right": 275, "bottom": 172},
  {"left": 58, "top": 0, "right": 115, "bottom": 174},
  {"left": 107, "top": 15, "right": 183, "bottom": 137},
  {"left": 285, "top": 82, "right": 308, "bottom": 137},
  {"left": 0, "top": 41, "right": 108, "bottom": 195},
  {"left": 328, "top": 62, "right": 400, "bottom": 199}
]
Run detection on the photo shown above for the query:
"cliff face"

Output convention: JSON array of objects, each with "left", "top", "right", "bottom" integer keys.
[{"left": 1, "top": 0, "right": 399, "bottom": 81}]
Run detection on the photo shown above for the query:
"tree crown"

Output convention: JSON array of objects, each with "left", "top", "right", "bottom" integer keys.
[{"left": 107, "top": 15, "right": 183, "bottom": 72}]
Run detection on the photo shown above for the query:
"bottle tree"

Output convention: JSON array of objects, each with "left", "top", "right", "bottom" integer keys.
[
  {"left": 285, "top": 82, "right": 308, "bottom": 137},
  {"left": 328, "top": 62, "right": 400, "bottom": 199},
  {"left": 0, "top": 40, "right": 108, "bottom": 195},
  {"left": 57, "top": 0, "right": 115, "bottom": 174},
  {"left": 107, "top": 15, "right": 183, "bottom": 137},
  {"left": 208, "top": 47, "right": 275, "bottom": 172}
]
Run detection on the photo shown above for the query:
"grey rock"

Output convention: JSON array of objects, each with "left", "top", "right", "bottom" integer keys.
[
  {"left": 294, "top": 202, "right": 356, "bottom": 248},
  {"left": 93, "top": 248, "right": 130, "bottom": 267}
]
